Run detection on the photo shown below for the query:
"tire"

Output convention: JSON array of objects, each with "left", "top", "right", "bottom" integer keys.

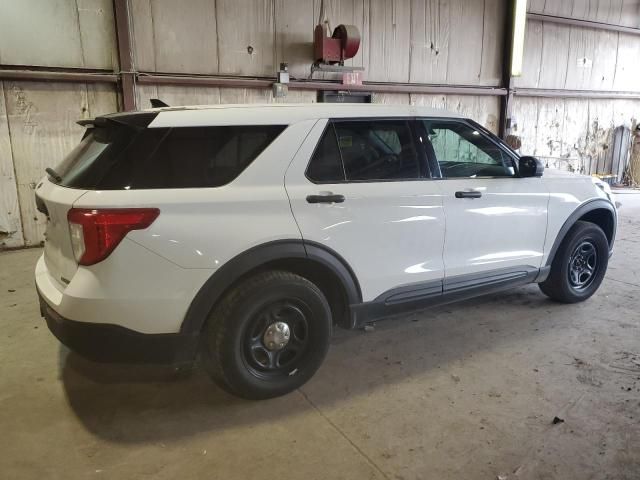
[
  {"left": 539, "top": 221, "right": 609, "bottom": 303},
  {"left": 202, "top": 270, "right": 332, "bottom": 400}
]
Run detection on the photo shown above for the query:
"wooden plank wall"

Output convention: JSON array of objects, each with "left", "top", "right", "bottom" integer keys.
[
  {"left": 1, "top": 81, "right": 118, "bottom": 247},
  {"left": 0, "top": 0, "right": 120, "bottom": 247},
  {"left": 512, "top": 96, "right": 640, "bottom": 172},
  {"left": 512, "top": 0, "right": 640, "bottom": 173},
  {"left": 129, "top": 0, "right": 504, "bottom": 85},
  {"left": 0, "top": 82, "right": 23, "bottom": 248}
]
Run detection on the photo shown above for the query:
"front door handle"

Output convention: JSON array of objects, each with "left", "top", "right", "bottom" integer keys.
[
  {"left": 306, "top": 193, "right": 345, "bottom": 204},
  {"left": 455, "top": 190, "right": 482, "bottom": 199}
]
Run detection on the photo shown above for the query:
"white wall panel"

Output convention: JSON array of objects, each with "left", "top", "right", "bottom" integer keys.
[
  {"left": 0, "top": 0, "right": 116, "bottom": 69},
  {"left": 217, "top": 0, "right": 275, "bottom": 76},
  {"left": 131, "top": 0, "right": 219, "bottom": 74},
  {"left": 516, "top": 18, "right": 640, "bottom": 92}
]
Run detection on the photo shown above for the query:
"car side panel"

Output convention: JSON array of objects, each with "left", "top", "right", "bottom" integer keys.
[
  {"left": 284, "top": 119, "right": 447, "bottom": 302},
  {"left": 74, "top": 119, "right": 318, "bottom": 270},
  {"left": 437, "top": 177, "right": 549, "bottom": 278},
  {"left": 36, "top": 238, "right": 213, "bottom": 334},
  {"left": 541, "top": 173, "right": 613, "bottom": 265}
]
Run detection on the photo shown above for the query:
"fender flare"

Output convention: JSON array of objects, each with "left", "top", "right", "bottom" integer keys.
[
  {"left": 545, "top": 198, "right": 617, "bottom": 268},
  {"left": 180, "top": 240, "right": 362, "bottom": 335}
]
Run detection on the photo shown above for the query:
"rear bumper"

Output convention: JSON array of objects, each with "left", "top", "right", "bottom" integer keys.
[{"left": 37, "top": 288, "right": 198, "bottom": 364}]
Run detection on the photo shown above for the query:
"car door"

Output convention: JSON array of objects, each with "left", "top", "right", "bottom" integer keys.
[
  {"left": 284, "top": 118, "right": 446, "bottom": 303},
  {"left": 418, "top": 118, "right": 548, "bottom": 282}
]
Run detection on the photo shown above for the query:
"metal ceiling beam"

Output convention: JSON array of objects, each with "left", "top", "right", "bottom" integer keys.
[
  {"left": 527, "top": 12, "right": 640, "bottom": 35},
  {"left": 113, "top": 0, "right": 136, "bottom": 111}
]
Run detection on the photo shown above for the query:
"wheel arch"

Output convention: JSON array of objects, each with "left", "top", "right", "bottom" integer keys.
[
  {"left": 546, "top": 198, "right": 617, "bottom": 267},
  {"left": 180, "top": 240, "right": 362, "bottom": 335}
]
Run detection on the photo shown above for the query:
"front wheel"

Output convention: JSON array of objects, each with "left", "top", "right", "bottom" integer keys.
[
  {"left": 202, "top": 271, "right": 332, "bottom": 399},
  {"left": 539, "top": 221, "right": 609, "bottom": 303}
]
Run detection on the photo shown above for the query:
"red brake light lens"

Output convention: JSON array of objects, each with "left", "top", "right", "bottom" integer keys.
[{"left": 67, "top": 208, "right": 160, "bottom": 266}]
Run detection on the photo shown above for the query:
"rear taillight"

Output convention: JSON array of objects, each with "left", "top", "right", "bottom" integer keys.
[{"left": 67, "top": 208, "right": 160, "bottom": 266}]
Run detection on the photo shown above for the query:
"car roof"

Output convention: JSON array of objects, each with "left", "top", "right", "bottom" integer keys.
[{"left": 143, "top": 103, "right": 465, "bottom": 128}]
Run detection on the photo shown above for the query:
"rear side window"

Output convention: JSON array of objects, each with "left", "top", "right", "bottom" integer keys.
[
  {"left": 54, "top": 124, "right": 285, "bottom": 189},
  {"left": 306, "top": 125, "right": 345, "bottom": 182},
  {"left": 306, "top": 120, "right": 421, "bottom": 183}
]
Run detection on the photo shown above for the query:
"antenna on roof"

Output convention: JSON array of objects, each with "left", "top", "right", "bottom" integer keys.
[{"left": 150, "top": 98, "right": 169, "bottom": 108}]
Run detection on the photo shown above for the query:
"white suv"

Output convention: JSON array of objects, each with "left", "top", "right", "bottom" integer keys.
[{"left": 35, "top": 103, "right": 617, "bottom": 399}]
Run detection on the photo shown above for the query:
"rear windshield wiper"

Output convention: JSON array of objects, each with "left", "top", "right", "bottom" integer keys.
[{"left": 45, "top": 167, "right": 62, "bottom": 183}]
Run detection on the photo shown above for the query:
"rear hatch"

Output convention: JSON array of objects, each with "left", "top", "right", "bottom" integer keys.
[{"left": 35, "top": 112, "right": 158, "bottom": 287}]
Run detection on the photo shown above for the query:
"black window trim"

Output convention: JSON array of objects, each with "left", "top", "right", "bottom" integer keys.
[
  {"left": 304, "top": 117, "right": 431, "bottom": 185},
  {"left": 418, "top": 117, "right": 522, "bottom": 180}
]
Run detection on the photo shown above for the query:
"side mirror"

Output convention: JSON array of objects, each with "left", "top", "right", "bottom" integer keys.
[{"left": 519, "top": 156, "right": 544, "bottom": 177}]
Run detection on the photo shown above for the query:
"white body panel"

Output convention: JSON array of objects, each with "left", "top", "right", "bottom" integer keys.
[
  {"left": 285, "top": 120, "right": 446, "bottom": 301},
  {"left": 75, "top": 119, "right": 314, "bottom": 270},
  {"left": 540, "top": 169, "right": 612, "bottom": 265},
  {"left": 148, "top": 103, "right": 461, "bottom": 128},
  {"left": 34, "top": 104, "right": 616, "bottom": 337},
  {"left": 437, "top": 177, "right": 549, "bottom": 277},
  {"left": 36, "top": 239, "right": 212, "bottom": 334}
]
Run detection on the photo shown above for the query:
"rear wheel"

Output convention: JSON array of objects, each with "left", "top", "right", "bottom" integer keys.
[
  {"left": 202, "top": 270, "right": 332, "bottom": 399},
  {"left": 539, "top": 221, "right": 609, "bottom": 303}
]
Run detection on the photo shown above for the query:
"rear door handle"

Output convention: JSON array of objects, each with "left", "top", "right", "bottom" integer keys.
[
  {"left": 306, "top": 193, "right": 345, "bottom": 204},
  {"left": 455, "top": 190, "right": 482, "bottom": 199}
]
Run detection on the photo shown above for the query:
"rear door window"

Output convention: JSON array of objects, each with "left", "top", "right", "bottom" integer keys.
[
  {"left": 54, "top": 124, "right": 286, "bottom": 189},
  {"left": 306, "top": 125, "right": 345, "bottom": 183},
  {"left": 306, "top": 119, "right": 423, "bottom": 183}
]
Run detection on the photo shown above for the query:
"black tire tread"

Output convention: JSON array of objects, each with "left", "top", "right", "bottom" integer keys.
[
  {"left": 539, "top": 220, "right": 608, "bottom": 303},
  {"left": 203, "top": 270, "right": 327, "bottom": 398}
]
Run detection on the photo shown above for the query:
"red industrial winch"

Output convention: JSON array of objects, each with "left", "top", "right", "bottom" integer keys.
[{"left": 313, "top": 23, "right": 361, "bottom": 65}]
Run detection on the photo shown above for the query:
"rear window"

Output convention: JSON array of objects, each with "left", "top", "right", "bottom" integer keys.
[{"left": 53, "top": 124, "right": 286, "bottom": 189}]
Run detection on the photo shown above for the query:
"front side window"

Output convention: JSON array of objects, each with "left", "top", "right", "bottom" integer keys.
[
  {"left": 306, "top": 120, "right": 422, "bottom": 183},
  {"left": 422, "top": 120, "right": 515, "bottom": 178}
]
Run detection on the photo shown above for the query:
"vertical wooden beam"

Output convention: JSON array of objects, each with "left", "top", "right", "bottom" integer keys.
[
  {"left": 499, "top": 0, "right": 515, "bottom": 139},
  {"left": 113, "top": 0, "right": 136, "bottom": 111}
]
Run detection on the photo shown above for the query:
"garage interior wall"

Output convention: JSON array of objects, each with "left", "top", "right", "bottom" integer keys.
[
  {"left": 0, "top": 0, "right": 639, "bottom": 248},
  {"left": 514, "top": 0, "right": 640, "bottom": 174}
]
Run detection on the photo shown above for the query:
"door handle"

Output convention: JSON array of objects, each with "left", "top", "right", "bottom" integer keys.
[
  {"left": 306, "top": 193, "right": 345, "bottom": 204},
  {"left": 455, "top": 190, "right": 482, "bottom": 199}
]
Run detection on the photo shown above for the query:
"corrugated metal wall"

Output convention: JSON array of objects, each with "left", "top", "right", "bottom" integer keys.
[{"left": 0, "top": 0, "right": 639, "bottom": 248}]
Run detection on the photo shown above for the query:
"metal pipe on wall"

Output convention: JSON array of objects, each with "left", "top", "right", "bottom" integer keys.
[
  {"left": 137, "top": 73, "right": 508, "bottom": 96},
  {"left": 0, "top": 69, "right": 118, "bottom": 83},
  {"left": 527, "top": 12, "right": 640, "bottom": 36}
]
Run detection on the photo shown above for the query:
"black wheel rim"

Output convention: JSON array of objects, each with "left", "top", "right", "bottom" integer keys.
[
  {"left": 568, "top": 240, "right": 598, "bottom": 291},
  {"left": 242, "top": 300, "right": 310, "bottom": 379}
]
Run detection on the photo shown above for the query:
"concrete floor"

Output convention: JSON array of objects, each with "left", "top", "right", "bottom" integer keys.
[{"left": 1, "top": 194, "right": 639, "bottom": 480}]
